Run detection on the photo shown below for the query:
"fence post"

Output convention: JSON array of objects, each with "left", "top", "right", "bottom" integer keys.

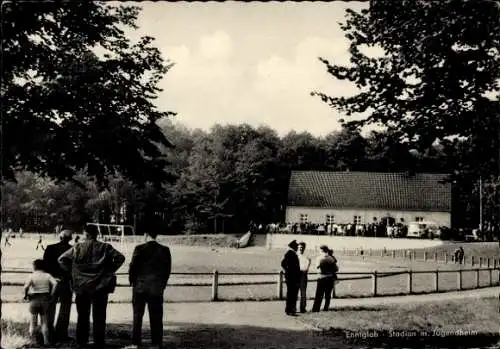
[
  {"left": 434, "top": 252, "right": 438, "bottom": 262},
  {"left": 489, "top": 268, "right": 493, "bottom": 286},
  {"left": 471, "top": 256, "right": 475, "bottom": 266},
  {"left": 434, "top": 269, "right": 439, "bottom": 292},
  {"left": 412, "top": 251, "right": 416, "bottom": 260},
  {"left": 372, "top": 271, "right": 378, "bottom": 297},
  {"left": 211, "top": 269, "right": 219, "bottom": 301},
  {"left": 424, "top": 252, "right": 428, "bottom": 262},
  {"left": 445, "top": 253, "right": 448, "bottom": 264},
  {"left": 479, "top": 257, "right": 483, "bottom": 267},
  {"left": 277, "top": 270, "right": 284, "bottom": 300},
  {"left": 332, "top": 279, "right": 337, "bottom": 298},
  {"left": 488, "top": 258, "right": 491, "bottom": 268},
  {"left": 407, "top": 270, "right": 413, "bottom": 294},
  {"left": 457, "top": 269, "right": 463, "bottom": 291},
  {"left": 494, "top": 259, "right": 498, "bottom": 269},
  {"left": 476, "top": 268, "right": 480, "bottom": 288},
  {"left": 392, "top": 250, "right": 396, "bottom": 259}
]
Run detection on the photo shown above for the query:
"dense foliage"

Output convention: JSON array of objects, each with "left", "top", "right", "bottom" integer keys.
[
  {"left": 1, "top": 2, "right": 174, "bottom": 187},
  {"left": 313, "top": 0, "right": 500, "bottom": 227},
  {"left": 2, "top": 121, "right": 490, "bottom": 233}
]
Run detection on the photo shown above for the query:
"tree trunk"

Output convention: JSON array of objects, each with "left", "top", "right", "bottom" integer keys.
[{"left": 1, "top": 240, "right": 3, "bottom": 346}]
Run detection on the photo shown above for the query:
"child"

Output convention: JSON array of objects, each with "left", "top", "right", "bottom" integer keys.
[{"left": 24, "top": 259, "right": 58, "bottom": 346}]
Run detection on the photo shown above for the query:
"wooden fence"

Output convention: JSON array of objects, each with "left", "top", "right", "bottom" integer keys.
[
  {"left": 3, "top": 267, "right": 499, "bottom": 302},
  {"left": 335, "top": 248, "right": 500, "bottom": 267}
]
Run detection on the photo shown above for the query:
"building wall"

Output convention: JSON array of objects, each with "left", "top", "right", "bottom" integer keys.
[
  {"left": 266, "top": 234, "right": 444, "bottom": 251},
  {"left": 285, "top": 206, "right": 451, "bottom": 227}
]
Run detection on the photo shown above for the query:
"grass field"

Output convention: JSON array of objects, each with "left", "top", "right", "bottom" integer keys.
[
  {"left": 2, "top": 298, "right": 499, "bottom": 349},
  {"left": 299, "top": 297, "right": 500, "bottom": 348},
  {"left": 2, "top": 237, "right": 499, "bottom": 303}
]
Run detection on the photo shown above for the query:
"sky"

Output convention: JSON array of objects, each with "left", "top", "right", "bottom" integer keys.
[{"left": 127, "top": 1, "right": 368, "bottom": 137}]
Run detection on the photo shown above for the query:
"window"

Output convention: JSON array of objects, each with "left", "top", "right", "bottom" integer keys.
[
  {"left": 299, "top": 214, "right": 308, "bottom": 223},
  {"left": 415, "top": 216, "right": 424, "bottom": 222},
  {"left": 354, "top": 215, "right": 362, "bottom": 224},
  {"left": 326, "top": 214, "right": 335, "bottom": 224}
]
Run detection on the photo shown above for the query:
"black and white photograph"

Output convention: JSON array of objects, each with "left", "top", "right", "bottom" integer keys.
[{"left": 1, "top": 0, "right": 500, "bottom": 348}]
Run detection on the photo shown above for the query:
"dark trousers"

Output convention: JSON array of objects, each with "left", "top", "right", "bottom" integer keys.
[
  {"left": 299, "top": 272, "right": 308, "bottom": 312},
  {"left": 75, "top": 291, "right": 109, "bottom": 346},
  {"left": 47, "top": 281, "right": 72, "bottom": 340},
  {"left": 312, "top": 277, "right": 334, "bottom": 312},
  {"left": 285, "top": 281, "right": 299, "bottom": 314},
  {"left": 132, "top": 291, "right": 164, "bottom": 347}
]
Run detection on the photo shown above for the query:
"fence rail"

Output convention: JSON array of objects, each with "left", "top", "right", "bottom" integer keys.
[
  {"left": 3, "top": 267, "right": 499, "bottom": 302},
  {"left": 335, "top": 248, "right": 500, "bottom": 267}
]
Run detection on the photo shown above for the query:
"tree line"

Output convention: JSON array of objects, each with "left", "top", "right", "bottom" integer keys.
[{"left": 2, "top": 120, "right": 497, "bottom": 234}]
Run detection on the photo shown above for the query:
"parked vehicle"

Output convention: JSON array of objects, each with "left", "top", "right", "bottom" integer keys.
[
  {"left": 465, "top": 229, "right": 481, "bottom": 242},
  {"left": 407, "top": 221, "right": 440, "bottom": 239}
]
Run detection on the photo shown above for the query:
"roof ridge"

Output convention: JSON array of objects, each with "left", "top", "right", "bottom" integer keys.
[
  {"left": 287, "top": 171, "right": 452, "bottom": 211},
  {"left": 290, "top": 170, "right": 450, "bottom": 176}
]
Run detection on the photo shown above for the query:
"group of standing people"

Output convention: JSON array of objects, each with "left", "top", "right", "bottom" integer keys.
[
  {"left": 23, "top": 224, "right": 172, "bottom": 349},
  {"left": 281, "top": 240, "right": 338, "bottom": 316}
]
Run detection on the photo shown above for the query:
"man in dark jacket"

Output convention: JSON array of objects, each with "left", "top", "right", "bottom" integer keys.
[
  {"left": 280, "top": 240, "right": 300, "bottom": 316},
  {"left": 129, "top": 229, "right": 172, "bottom": 349},
  {"left": 43, "top": 229, "right": 73, "bottom": 342},
  {"left": 58, "top": 224, "right": 125, "bottom": 348}
]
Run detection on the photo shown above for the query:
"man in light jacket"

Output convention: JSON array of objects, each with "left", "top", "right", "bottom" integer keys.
[
  {"left": 129, "top": 229, "right": 172, "bottom": 349},
  {"left": 58, "top": 224, "right": 125, "bottom": 348},
  {"left": 312, "top": 245, "right": 336, "bottom": 312},
  {"left": 297, "top": 242, "right": 311, "bottom": 313}
]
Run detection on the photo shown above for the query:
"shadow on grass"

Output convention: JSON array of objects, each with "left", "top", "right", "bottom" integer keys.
[{"left": 3, "top": 320, "right": 499, "bottom": 349}]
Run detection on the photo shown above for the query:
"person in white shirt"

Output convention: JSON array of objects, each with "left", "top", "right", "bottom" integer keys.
[
  {"left": 24, "top": 259, "right": 58, "bottom": 346},
  {"left": 297, "top": 242, "right": 311, "bottom": 313}
]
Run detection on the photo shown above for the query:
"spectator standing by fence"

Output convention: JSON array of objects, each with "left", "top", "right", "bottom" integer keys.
[
  {"left": 297, "top": 242, "right": 311, "bottom": 313},
  {"left": 129, "top": 229, "right": 172, "bottom": 349},
  {"left": 23, "top": 259, "right": 58, "bottom": 347},
  {"left": 458, "top": 246, "right": 465, "bottom": 264},
  {"left": 312, "top": 245, "right": 336, "bottom": 312},
  {"left": 280, "top": 240, "right": 300, "bottom": 316},
  {"left": 58, "top": 224, "right": 125, "bottom": 348},
  {"left": 43, "top": 229, "right": 73, "bottom": 343}
]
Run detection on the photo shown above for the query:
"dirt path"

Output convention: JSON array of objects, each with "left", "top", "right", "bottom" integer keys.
[{"left": 4, "top": 286, "right": 499, "bottom": 329}]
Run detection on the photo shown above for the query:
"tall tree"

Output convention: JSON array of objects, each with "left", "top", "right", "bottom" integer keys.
[
  {"left": 1, "top": 2, "right": 176, "bottom": 337},
  {"left": 314, "top": 0, "right": 500, "bottom": 179},
  {"left": 279, "top": 131, "right": 326, "bottom": 171},
  {"left": 2, "top": 2, "right": 175, "bottom": 186},
  {"left": 322, "top": 126, "right": 368, "bottom": 171}
]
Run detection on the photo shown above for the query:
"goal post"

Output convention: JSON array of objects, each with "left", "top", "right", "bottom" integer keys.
[{"left": 86, "top": 222, "right": 135, "bottom": 252}]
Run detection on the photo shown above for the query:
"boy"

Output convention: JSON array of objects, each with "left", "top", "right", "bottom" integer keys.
[{"left": 24, "top": 259, "right": 58, "bottom": 347}]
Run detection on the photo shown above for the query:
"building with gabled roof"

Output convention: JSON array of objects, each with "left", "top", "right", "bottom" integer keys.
[{"left": 286, "top": 171, "right": 452, "bottom": 227}]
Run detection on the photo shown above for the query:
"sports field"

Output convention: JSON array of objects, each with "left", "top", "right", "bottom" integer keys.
[{"left": 2, "top": 237, "right": 499, "bottom": 303}]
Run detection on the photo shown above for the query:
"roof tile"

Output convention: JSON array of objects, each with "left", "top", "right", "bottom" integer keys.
[{"left": 287, "top": 171, "right": 451, "bottom": 212}]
